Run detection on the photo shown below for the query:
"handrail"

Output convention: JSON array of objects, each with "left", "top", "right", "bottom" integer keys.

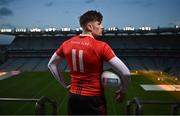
[
  {"left": 35, "top": 96, "right": 57, "bottom": 115},
  {"left": 0, "top": 96, "right": 57, "bottom": 115},
  {"left": 126, "top": 97, "right": 180, "bottom": 115}
]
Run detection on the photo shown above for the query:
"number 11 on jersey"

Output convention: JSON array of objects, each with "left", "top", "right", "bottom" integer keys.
[{"left": 72, "top": 49, "right": 84, "bottom": 72}]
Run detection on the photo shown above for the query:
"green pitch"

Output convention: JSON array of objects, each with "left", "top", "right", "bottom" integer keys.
[{"left": 0, "top": 71, "right": 179, "bottom": 115}]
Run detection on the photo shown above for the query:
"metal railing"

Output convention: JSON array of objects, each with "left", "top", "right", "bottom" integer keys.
[
  {"left": 0, "top": 96, "right": 57, "bottom": 115},
  {"left": 126, "top": 97, "right": 180, "bottom": 115}
]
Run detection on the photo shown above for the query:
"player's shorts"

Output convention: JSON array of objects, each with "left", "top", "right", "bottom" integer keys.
[{"left": 67, "top": 92, "right": 107, "bottom": 115}]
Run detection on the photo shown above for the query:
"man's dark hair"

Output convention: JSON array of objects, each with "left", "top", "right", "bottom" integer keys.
[{"left": 79, "top": 10, "right": 103, "bottom": 28}]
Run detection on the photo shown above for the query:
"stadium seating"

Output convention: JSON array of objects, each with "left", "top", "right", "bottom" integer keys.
[{"left": 0, "top": 34, "right": 180, "bottom": 77}]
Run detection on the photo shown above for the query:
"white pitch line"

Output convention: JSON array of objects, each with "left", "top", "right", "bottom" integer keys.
[{"left": 140, "top": 84, "right": 180, "bottom": 91}]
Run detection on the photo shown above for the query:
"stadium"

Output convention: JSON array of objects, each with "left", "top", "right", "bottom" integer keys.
[{"left": 0, "top": 26, "right": 180, "bottom": 115}]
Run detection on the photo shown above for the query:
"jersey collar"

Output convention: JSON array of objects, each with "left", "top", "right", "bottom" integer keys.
[{"left": 80, "top": 34, "right": 94, "bottom": 39}]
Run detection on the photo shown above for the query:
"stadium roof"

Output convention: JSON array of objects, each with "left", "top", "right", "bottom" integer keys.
[{"left": 0, "top": 26, "right": 180, "bottom": 36}]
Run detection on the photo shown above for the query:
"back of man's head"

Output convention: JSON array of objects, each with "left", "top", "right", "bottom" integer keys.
[{"left": 79, "top": 10, "right": 103, "bottom": 28}]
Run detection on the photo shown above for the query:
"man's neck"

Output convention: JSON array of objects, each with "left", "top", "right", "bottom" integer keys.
[{"left": 80, "top": 31, "right": 94, "bottom": 39}]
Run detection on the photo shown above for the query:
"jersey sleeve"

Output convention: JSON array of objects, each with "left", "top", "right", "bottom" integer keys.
[
  {"left": 55, "top": 43, "right": 65, "bottom": 58},
  {"left": 101, "top": 43, "right": 116, "bottom": 61}
]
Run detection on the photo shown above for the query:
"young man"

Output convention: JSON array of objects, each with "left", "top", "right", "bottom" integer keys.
[{"left": 48, "top": 10, "right": 130, "bottom": 115}]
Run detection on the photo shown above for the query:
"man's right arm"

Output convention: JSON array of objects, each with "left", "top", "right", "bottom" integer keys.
[{"left": 48, "top": 53, "right": 69, "bottom": 89}]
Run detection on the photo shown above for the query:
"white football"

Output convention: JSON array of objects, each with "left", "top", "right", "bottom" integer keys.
[{"left": 101, "top": 71, "right": 121, "bottom": 88}]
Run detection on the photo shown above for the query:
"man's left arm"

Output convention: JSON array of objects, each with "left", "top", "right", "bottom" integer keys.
[{"left": 108, "top": 56, "right": 131, "bottom": 102}]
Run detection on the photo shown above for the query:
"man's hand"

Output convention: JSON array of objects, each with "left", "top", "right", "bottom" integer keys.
[
  {"left": 115, "top": 89, "right": 125, "bottom": 102},
  {"left": 66, "top": 85, "right": 71, "bottom": 90}
]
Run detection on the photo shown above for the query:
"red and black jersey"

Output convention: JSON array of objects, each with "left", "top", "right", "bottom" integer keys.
[{"left": 56, "top": 35, "right": 115, "bottom": 96}]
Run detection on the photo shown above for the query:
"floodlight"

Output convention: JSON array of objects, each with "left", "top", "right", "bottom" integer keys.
[
  {"left": 139, "top": 26, "right": 151, "bottom": 31},
  {"left": 15, "top": 28, "right": 26, "bottom": 32},
  {"left": 30, "top": 28, "right": 41, "bottom": 32},
  {"left": 45, "top": 28, "right": 56, "bottom": 32},
  {"left": 75, "top": 27, "right": 82, "bottom": 31},
  {"left": 123, "top": 26, "right": 134, "bottom": 31},
  {"left": 0, "top": 29, "right": 12, "bottom": 32},
  {"left": 108, "top": 27, "right": 117, "bottom": 31},
  {"left": 62, "top": 27, "right": 71, "bottom": 31}
]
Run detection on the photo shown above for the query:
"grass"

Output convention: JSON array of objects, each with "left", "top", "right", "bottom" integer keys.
[{"left": 0, "top": 71, "right": 179, "bottom": 115}]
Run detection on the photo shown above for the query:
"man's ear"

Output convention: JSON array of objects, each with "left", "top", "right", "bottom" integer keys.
[{"left": 86, "top": 22, "right": 93, "bottom": 31}]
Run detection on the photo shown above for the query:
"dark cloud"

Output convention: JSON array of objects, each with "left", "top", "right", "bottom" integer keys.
[
  {"left": 0, "top": 0, "right": 14, "bottom": 6},
  {"left": 45, "top": 1, "right": 54, "bottom": 7},
  {"left": 0, "top": 7, "right": 13, "bottom": 16},
  {"left": 140, "top": 2, "right": 153, "bottom": 7},
  {"left": 63, "top": 10, "right": 70, "bottom": 15},
  {"left": 85, "top": 0, "right": 96, "bottom": 4},
  {"left": 124, "top": 0, "right": 153, "bottom": 7}
]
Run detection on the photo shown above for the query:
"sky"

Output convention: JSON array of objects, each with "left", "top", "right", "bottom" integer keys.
[
  {"left": 0, "top": 0, "right": 180, "bottom": 29},
  {"left": 0, "top": 0, "right": 180, "bottom": 44}
]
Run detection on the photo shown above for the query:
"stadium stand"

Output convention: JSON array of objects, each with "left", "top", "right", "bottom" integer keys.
[{"left": 0, "top": 29, "right": 180, "bottom": 77}]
